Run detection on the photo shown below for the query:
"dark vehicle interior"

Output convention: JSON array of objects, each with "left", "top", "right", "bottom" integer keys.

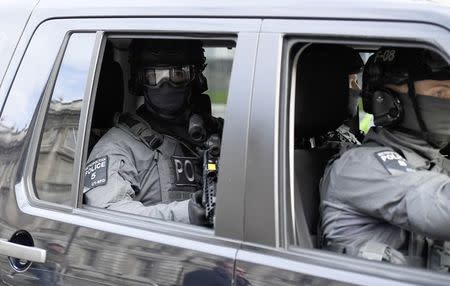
[
  {"left": 89, "top": 41, "right": 124, "bottom": 152},
  {"left": 292, "top": 43, "right": 366, "bottom": 248}
]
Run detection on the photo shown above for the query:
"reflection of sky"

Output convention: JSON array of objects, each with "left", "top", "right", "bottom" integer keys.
[
  {"left": 52, "top": 66, "right": 90, "bottom": 104},
  {"left": 1, "top": 32, "right": 95, "bottom": 130},
  {"left": 0, "top": 0, "right": 39, "bottom": 87},
  {"left": 52, "top": 34, "right": 96, "bottom": 103}
]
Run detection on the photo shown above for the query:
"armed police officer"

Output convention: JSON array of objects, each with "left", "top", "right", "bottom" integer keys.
[
  {"left": 84, "top": 39, "right": 222, "bottom": 226},
  {"left": 320, "top": 47, "right": 450, "bottom": 270}
]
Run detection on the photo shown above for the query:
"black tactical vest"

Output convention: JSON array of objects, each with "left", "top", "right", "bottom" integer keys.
[{"left": 116, "top": 113, "right": 202, "bottom": 203}]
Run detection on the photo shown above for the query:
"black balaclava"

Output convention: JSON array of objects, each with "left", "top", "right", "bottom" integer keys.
[
  {"left": 397, "top": 92, "right": 450, "bottom": 149},
  {"left": 143, "top": 82, "right": 191, "bottom": 120}
]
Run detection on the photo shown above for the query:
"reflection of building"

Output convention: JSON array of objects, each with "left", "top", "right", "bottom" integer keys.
[
  {"left": 0, "top": 122, "right": 26, "bottom": 192},
  {"left": 35, "top": 99, "right": 82, "bottom": 205}
]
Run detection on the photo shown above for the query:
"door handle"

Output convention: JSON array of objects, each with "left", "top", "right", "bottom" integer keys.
[{"left": 0, "top": 238, "right": 46, "bottom": 263}]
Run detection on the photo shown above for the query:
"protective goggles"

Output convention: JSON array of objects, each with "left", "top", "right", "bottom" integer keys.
[{"left": 143, "top": 65, "right": 194, "bottom": 87}]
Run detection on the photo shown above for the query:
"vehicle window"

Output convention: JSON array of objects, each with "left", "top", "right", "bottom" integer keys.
[
  {"left": 83, "top": 36, "right": 234, "bottom": 229},
  {"left": 288, "top": 43, "right": 450, "bottom": 273},
  {"left": 34, "top": 33, "right": 96, "bottom": 205},
  {"left": 204, "top": 47, "right": 234, "bottom": 118},
  {"left": 358, "top": 52, "right": 374, "bottom": 134}
]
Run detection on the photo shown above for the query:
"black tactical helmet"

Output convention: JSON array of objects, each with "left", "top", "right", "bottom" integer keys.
[
  {"left": 129, "top": 39, "right": 206, "bottom": 68},
  {"left": 362, "top": 47, "right": 450, "bottom": 119},
  {"left": 362, "top": 47, "right": 450, "bottom": 148},
  {"left": 129, "top": 39, "right": 207, "bottom": 95},
  {"left": 363, "top": 47, "right": 450, "bottom": 92}
]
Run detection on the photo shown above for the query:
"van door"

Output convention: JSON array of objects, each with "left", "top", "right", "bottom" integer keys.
[
  {"left": 0, "top": 17, "right": 260, "bottom": 285},
  {"left": 235, "top": 19, "right": 450, "bottom": 286}
]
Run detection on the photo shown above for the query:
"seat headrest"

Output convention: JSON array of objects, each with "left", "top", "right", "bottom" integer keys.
[
  {"left": 295, "top": 44, "right": 362, "bottom": 138},
  {"left": 93, "top": 42, "right": 124, "bottom": 129}
]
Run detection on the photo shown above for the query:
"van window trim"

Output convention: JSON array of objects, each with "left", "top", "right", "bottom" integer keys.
[
  {"left": 75, "top": 32, "right": 238, "bottom": 220},
  {"left": 75, "top": 32, "right": 238, "bottom": 208},
  {"left": 24, "top": 28, "right": 243, "bottom": 236},
  {"left": 27, "top": 30, "right": 97, "bottom": 213},
  {"left": 283, "top": 37, "right": 450, "bottom": 250},
  {"left": 73, "top": 30, "right": 105, "bottom": 208},
  {"left": 280, "top": 37, "right": 450, "bottom": 283}
]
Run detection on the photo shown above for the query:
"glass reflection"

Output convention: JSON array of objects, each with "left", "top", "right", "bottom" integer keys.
[
  {"left": 203, "top": 47, "right": 234, "bottom": 118},
  {"left": 35, "top": 33, "right": 95, "bottom": 206}
]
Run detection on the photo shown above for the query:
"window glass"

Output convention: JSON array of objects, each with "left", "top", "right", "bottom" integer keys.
[
  {"left": 203, "top": 47, "right": 234, "bottom": 118},
  {"left": 35, "top": 33, "right": 96, "bottom": 205},
  {"left": 358, "top": 52, "right": 374, "bottom": 134},
  {"left": 289, "top": 44, "right": 375, "bottom": 246},
  {"left": 289, "top": 43, "right": 450, "bottom": 274},
  {"left": 84, "top": 37, "right": 234, "bottom": 228}
]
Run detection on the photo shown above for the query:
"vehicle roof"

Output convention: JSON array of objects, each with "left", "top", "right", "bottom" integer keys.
[{"left": 34, "top": 0, "right": 450, "bottom": 31}]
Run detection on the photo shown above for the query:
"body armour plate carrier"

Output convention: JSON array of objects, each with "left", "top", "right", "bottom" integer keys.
[{"left": 116, "top": 113, "right": 202, "bottom": 203}]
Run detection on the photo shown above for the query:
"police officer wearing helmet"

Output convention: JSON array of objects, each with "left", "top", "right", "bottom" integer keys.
[
  {"left": 320, "top": 47, "right": 450, "bottom": 270},
  {"left": 84, "top": 39, "right": 222, "bottom": 226}
]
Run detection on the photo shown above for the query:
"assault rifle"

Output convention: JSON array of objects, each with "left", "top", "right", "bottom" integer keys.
[
  {"left": 201, "top": 134, "right": 220, "bottom": 225},
  {"left": 188, "top": 103, "right": 222, "bottom": 225}
]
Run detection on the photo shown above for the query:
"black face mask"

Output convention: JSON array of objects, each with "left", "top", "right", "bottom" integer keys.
[
  {"left": 398, "top": 92, "right": 450, "bottom": 149},
  {"left": 143, "top": 83, "right": 190, "bottom": 119}
]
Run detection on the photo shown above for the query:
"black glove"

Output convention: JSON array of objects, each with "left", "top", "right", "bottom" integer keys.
[{"left": 188, "top": 191, "right": 210, "bottom": 227}]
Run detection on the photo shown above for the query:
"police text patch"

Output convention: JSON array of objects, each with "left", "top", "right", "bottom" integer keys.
[
  {"left": 84, "top": 156, "right": 108, "bottom": 190},
  {"left": 375, "top": 151, "right": 415, "bottom": 175},
  {"left": 172, "top": 156, "right": 199, "bottom": 187}
]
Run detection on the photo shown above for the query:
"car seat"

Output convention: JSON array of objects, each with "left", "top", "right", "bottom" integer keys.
[
  {"left": 89, "top": 42, "right": 124, "bottom": 152},
  {"left": 293, "top": 44, "right": 358, "bottom": 248},
  {"left": 442, "top": 143, "right": 449, "bottom": 157}
]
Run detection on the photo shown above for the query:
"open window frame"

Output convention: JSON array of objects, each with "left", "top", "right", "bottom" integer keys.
[
  {"left": 280, "top": 38, "right": 450, "bottom": 283},
  {"left": 21, "top": 16, "right": 260, "bottom": 243}
]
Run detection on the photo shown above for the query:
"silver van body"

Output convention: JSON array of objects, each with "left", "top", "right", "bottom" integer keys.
[{"left": 0, "top": 0, "right": 449, "bottom": 285}]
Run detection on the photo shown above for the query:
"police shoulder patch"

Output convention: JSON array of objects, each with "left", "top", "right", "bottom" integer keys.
[
  {"left": 84, "top": 156, "right": 108, "bottom": 190},
  {"left": 374, "top": 150, "right": 415, "bottom": 175}
]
